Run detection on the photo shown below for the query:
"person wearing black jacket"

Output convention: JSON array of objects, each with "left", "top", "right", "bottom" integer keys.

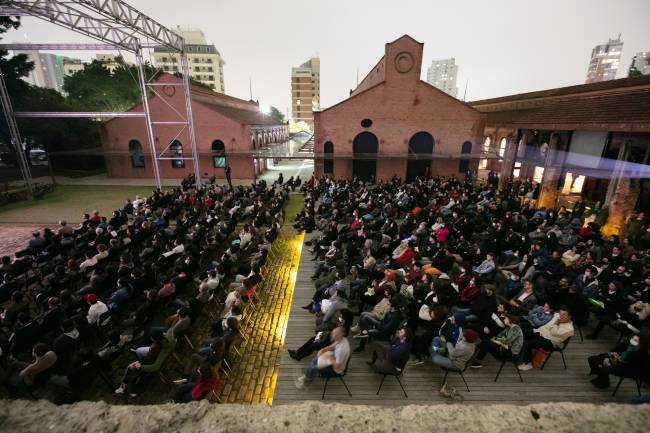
[
  {"left": 587, "top": 281, "right": 627, "bottom": 339},
  {"left": 588, "top": 334, "right": 649, "bottom": 388},
  {"left": 353, "top": 298, "right": 403, "bottom": 352}
]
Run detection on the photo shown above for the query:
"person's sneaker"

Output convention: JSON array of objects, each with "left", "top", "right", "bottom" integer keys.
[
  {"left": 353, "top": 330, "right": 369, "bottom": 339},
  {"left": 294, "top": 376, "right": 306, "bottom": 390},
  {"left": 129, "top": 393, "right": 138, "bottom": 398},
  {"left": 517, "top": 363, "right": 533, "bottom": 371},
  {"left": 301, "top": 303, "right": 314, "bottom": 310},
  {"left": 470, "top": 361, "right": 483, "bottom": 369},
  {"left": 114, "top": 386, "right": 125, "bottom": 395},
  {"left": 408, "top": 358, "right": 424, "bottom": 366},
  {"left": 172, "top": 378, "right": 189, "bottom": 385},
  {"left": 288, "top": 349, "right": 299, "bottom": 360}
]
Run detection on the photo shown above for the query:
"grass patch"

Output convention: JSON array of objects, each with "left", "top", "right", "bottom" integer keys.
[{"left": 0, "top": 185, "right": 153, "bottom": 224}]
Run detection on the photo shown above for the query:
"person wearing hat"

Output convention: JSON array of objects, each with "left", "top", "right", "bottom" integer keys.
[
  {"left": 84, "top": 293, "right": 108, "bottom": 325},
  {"left": 431, "top": 328, "right": 479, "bottom": 371}
]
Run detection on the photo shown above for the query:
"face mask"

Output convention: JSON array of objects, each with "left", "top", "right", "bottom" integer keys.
[{"left": 630, "top": 338, "right": 639, "bottom": 347}]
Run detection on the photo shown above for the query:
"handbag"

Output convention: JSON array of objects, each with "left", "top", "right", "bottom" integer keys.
[{"left": 531, "top": 348, "right": 550, "bottom": 369}]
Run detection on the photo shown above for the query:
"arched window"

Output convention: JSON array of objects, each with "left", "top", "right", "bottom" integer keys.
[
  {"left": 479, "top": 136, "right": 491, "bottom": 169},
  {"left": 212, "top": 139, "right": 226, "bottom": 168},
  {"left": 352, "top": 132, "right": 378, "bottom": 182},
  {"left": 128, "top": 139, "right": 145, "bottom": 168},
  {"left": 498, "top": 137, "right": 507, "bottom": 158},
  {"left": 323, "top": 141, "right": 334, "bottom": 174},
  {"left": 170, "top": 140, "right": 184, "bottom": 168},
  {"left": 458, "top": 141, "right": 472, "bottom": 173}
]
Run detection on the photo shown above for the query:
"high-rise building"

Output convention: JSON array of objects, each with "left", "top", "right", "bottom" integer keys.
[
  {"left": 629, "top": 52, "right": 650, "bottom": 76},
  {"left": 585, "top": 35, "right": 623, "bottom": 83},
  {"left": 14, "top": 50, "right": 67, "bottom": 93},
  {"left": 426, "top": 57, "right": 458, "bottom": 98},
  {"left": 153, "top": 27, "right": 226, "bottom": 93},
  {"left": 291, "top": 57, "right": 320, "bottom": 128}
]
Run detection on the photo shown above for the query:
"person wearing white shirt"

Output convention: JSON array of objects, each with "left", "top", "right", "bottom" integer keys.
[{"left": 84, "top": 294, "right": 108, "bottom": 325}]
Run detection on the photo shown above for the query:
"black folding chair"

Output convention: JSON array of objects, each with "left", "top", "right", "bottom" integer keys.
[
  {"left": 494, "top": 350, "right": 523, "bottom": 383},
  {"left": 541, "top": 337, "right": 571, "bottom": 370},
  {"left": 322, "top": 355, "right": 352, "bottom": 400},
  {"left": 612, "top": 372, "right": 642, "bottom": 397},
  {"left": 440, "top": 355, "right": 475, "bottom": 392},
  {"left": 376, "top": 365, "right": 408, "bottom": 398}
]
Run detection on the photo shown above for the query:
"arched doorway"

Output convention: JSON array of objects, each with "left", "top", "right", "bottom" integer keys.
[
  {"left": 323, "top": 141, "right": 334, "bottom": 174},
  {"left": 458, "top": 141, "right": 472, "bottom": 173},
  {"left": 212, "top": 140, "right": 226, "bottom": 168},
  {"left": 170, "top": 140, "right": 184, "bottom": 168},
  {"left": 352, "top": 132, "right": 378, "bottom": 182},
  {"left": 406, "top": 131, "right": 434, "bottom": 182}
]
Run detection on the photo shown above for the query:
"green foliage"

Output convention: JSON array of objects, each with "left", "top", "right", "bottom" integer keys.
[
  {"left": 64, "top": 59, "right": 155, "bottom": 112},
  {"left": 628, "top": 66, "right": 642, "bottom": 78},
  {"left": 268, "top": 106, "right": 286, "bottom": 124}
]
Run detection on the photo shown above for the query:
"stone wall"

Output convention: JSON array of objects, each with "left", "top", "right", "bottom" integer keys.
[{"left": 1, "top": 400, "right": 648, "bottom": 433}]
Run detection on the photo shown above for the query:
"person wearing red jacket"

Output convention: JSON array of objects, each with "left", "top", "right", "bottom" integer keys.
[{"left": 174, "top": 363, "right": 220, "bottom": 403}]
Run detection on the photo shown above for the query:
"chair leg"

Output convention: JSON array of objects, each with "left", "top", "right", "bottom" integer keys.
[
  {"left": 560, "top": 351, "right": 567, "bottom": 370},
  {"left": 322, "top": 377, "right": 329, "bottom": 400},
  {"left": 494, "top": 361, "right": 506, "bottom": 382},
  {"left": 395, "top": 375, "right": 408, "bottom": 398},
  {"left": 578, "top": 325, "right": 584, "bottom": 343},
  {"left": 514, "top": 360, "right": 523, "bottom": 383},
  {"left": 636, "top": 378, "right": 642, "bottom": 396},
  {"left": 339, "top": 376, "right": 352, "bottom": 397},
  {"left": 612, "top": 376, "right": 624, "bottom": 397},
  {"left": 441, "top": 370, "right": 449, "bottom": 387},
  {"left": 377, "top": 374, "right": 386, "bottom": 395},
  {"left": 459, "top": 372, "right": 470, "bottom": 392}
]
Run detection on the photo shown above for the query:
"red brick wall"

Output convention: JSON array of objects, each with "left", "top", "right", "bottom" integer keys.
[
  {"left": 314, "top": 36, "right": 485, "bottom": 181},
  {"left": 101, "top": 75, "right": 255, "bottom": 180}
]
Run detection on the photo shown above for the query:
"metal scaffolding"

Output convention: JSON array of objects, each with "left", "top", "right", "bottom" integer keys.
[{"left": 0, "top": 0, "right": 202, "bottom": 189}]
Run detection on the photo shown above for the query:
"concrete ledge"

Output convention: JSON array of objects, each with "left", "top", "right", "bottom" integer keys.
[{"left": 0, "top": 400, "right": 648, "bottom": 433}]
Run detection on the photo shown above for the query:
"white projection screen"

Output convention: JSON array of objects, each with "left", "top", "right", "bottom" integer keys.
[{"left": 565, "top": 131, "right": 608, "bottom": 169}]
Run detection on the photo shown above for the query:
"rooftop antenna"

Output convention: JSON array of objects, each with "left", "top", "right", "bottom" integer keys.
[
  {"left": 249, "top": 77, "right": 253, "bottom": 100},
  {"left": 463, "top": 79, "right": 469, "bottom": 101}
]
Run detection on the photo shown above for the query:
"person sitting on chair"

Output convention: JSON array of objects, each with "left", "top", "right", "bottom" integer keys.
[
  {"left": 518, "top": 308, "right": 574, "bottom": 371},
  {"left": 587, "top": 333, "right": 649, "bottom": 389},
  {"left": 430, "top": 328, "right": 479, "bottom": 371},
  {"left": 366, "top": 326, "right": 412, "bottom": 375},
  {"left": 470, "top": 314, "right": 524, "bottom": 368},
  {"left": 294, "top": 326, "right": 350, "bottom": 389}
]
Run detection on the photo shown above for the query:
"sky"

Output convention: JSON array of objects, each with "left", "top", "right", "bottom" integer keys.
[{"left": 6, "top": 0, "right": 650, "bottom": 114}]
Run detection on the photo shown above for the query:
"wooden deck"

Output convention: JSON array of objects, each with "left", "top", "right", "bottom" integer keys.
[{"left": 272, "top": 233, "right": 642, "bottom": 405}]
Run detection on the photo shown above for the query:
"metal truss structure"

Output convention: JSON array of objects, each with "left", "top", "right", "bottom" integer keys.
[{"left": 0, "top": 0, "right": 201, "bottom": 190}]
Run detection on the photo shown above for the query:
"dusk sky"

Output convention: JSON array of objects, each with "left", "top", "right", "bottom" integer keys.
[{"left": 6, "top": 0, "right": 650, "bottom": 114}]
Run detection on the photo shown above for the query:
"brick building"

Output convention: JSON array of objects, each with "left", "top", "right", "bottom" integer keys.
[
  {"left": 314, "top": 35, "right": 486, "bottom": 182},
  {"left": 469, "top": 74, "right": 650, "bottom": 235},
  {"left": 100, "top": 74, "right": 288, "bottom": 181}
]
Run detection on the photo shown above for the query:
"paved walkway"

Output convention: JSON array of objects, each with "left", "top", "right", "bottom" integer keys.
[
  {"left": 217, "top": 230, "right": 304, "bottom": 404},
  {"left": 272, "top": 233, "right": 639, "bottom": 405}
]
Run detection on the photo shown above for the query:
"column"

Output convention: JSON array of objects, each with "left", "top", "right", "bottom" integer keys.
[
  {"left": 536, "top": 133, "right": 564, "bottom": 209},
  {"left": 498, "top": 136, "right": 518, "bottom": 191},
  {"left": 602, "top": 140, "right": 639, "bottom": 236}
]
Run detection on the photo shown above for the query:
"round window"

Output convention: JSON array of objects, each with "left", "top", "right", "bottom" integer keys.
[{"left": 360, "top": 118, "right": 373, "bottom": 128}]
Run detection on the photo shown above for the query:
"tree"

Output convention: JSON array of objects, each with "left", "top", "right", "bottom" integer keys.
[
  {"left": 64, "top": 60, "right": 156, "bottom": 112},
  {"left": 0, "top": 11, "right": 100, "bottom": 169},
  {"left": 268, "top": 106, "right": 286, "bottom": 124},
  {"left": 628, "top": 66, "right": 642, "bottom": 78}
]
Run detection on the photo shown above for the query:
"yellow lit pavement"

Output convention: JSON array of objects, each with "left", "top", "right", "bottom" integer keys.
[{"left": 217, "top": 230, "right": 304, "bottom": 404}]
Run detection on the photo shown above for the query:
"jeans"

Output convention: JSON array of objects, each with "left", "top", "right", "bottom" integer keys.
[
  {"left": 304, "top": 357, "right": 338, "bottom": 383},
  {"left": 174, "top": 382, "right": 196, "bottom": 403},
  {"left": 431, "top": 352, "right": 456, "bottom": 370},
  {"left": 358, "top": 313, "right": 381, "bottom": 331}
]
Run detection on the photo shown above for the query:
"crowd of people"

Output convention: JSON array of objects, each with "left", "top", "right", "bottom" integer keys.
[
  {"left": 290, "top": 174, "right": 649, "bottom": 402},
  {"left": 0, "top": 173, "right": 290, "bottom": 403}
]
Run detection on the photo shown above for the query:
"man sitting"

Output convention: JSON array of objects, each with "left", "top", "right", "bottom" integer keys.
[
  {"left": 518, "top": 308, "right": 574, "bottom": 370},
  {"left": 366, "top": 326, "right": 412, "bottom": 375},
  {"left": 295, "top": 326, "right": 350, "bottom": 389}
]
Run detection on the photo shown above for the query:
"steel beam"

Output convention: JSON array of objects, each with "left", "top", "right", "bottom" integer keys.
[
  {"left": 0, "top": 70, "right": 33, "bottom": 197},
  {"left": 135, "top": 46, "right": 161, "bottom": 189},
  {"left": 14, "top": 111, "right": 145, "bottom": 118},
  {"left": 180, "top": 50, "right": 202, "bottom": 188},
  {"left": 7, "top": 1, "right": 140, "bottom": 51},
  {"left": 1, "top": 42, "right": 118, "bottom": 50}
]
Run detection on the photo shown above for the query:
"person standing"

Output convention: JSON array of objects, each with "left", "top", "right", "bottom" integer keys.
[{"left": 225, "top": 165, "right": 233, "bottom": 190}]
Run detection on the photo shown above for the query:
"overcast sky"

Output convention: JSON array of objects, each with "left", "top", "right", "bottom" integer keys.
[{"left": 6, "top": 0, "right": 650, "bottom": 113}]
